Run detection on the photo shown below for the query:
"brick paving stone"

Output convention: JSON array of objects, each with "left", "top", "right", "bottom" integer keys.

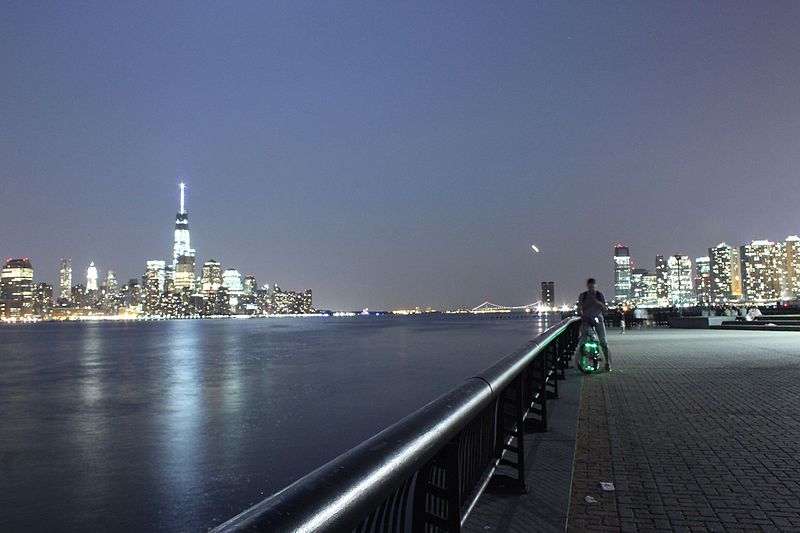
[{"left": 566, "top": 329, "right": 800, "bottom": 533}]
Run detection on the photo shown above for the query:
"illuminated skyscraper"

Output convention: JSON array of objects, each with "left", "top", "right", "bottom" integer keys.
[
  {"left": 243, "top": 275, "right": 258, "bottom": 295},
  {"left": 143, "top": 260, "right": 166, "bottom": 315},
  {"left": 59, "top": 258, "right": 72, "bottom": 301},
  {"left": 786, "top": 236, "right": 800, "bottom": 299},
  {"left": 1, "top": 258, "right": 34, "bottom": 318},
  {"left": 200, "top": 260, "right": 223, "bottom": 292},
  {"left": 540, "top": 281, "right": 554, "bottom": 308},
  {"left": 106, "top": 270, "right": 118, "bottom": 295},
  {"left": 694, "top": 256, "right": 711, "bottom": 305},
  {"left": 667, "top": 255, "right": 694, "bottom": 306},
  {"left": 171, "top": 183, "right": 196, "bottom": 292},
  {"left": 655, "top": 254, "right": 669, "bottom": 307},
  {"left": 709, "top": 243, "right": 739, "bottom": 303},
  {"left": 741, "top": 240, "right": 782, "bottom": 303},
  {"left": 86, "top": 262, "right": 98, "bottom": 292},
  {"left": 173, "top": 183, "right": 194, "bottom": 266},
  {"left": 222, "top": 269, "right": 243, "bottom": 294},
  {"left": 33, "top": 283, "right": 53, "bottom": 317},
  {"left": 630, "top": 268, "right": 648, "bottom": 306},
  {"left": 613, "top": 245, "right": 632, "bottom": 302},
  {"left": 145, "top": 260, "right": 166, "bottom": 292}
]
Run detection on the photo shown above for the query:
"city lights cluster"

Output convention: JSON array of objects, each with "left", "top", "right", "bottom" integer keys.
[
  {"left": 0, "top": 185, "right": 314, "bottom": 321},
  {"left": 613, "top": 236, "right": 800, "bottom": 308}
]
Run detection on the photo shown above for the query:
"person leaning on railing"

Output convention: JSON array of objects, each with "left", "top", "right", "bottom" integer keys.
[{"left": 576, "top": 278, "right": 611, "bottom": 372}]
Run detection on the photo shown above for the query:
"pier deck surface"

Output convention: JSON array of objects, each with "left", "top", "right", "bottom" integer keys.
[{"left": 467, "top": 329, "right": 800, "bottom": 532}]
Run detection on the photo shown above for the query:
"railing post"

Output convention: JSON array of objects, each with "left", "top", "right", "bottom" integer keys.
[
  {"left": 546, "top": 342, "right": 559, "bottom": 399},
  {"left": 412, "top": 439, "right": 462, "bottom": 532}
]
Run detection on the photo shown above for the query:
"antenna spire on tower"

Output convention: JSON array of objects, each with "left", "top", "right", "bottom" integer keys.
[{"left": 179, "top": 182, "right": 186, "bottom": 213}]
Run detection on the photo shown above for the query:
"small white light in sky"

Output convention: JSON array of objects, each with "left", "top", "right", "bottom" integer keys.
[{"left": 531, "top": 244, "right": 540, "bottom": 253}]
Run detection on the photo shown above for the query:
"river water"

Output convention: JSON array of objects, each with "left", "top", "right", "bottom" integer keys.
[{"left": 0, "top": 314, "right": 556, "bottom": 532}]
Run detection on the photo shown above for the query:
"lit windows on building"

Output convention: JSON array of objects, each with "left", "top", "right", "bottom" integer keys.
[
  {"left": 33, "top": 283, "right": 53, "bottom": 317},
  {"left": 59, "top": 258, "right": 72, "bottom": 301},
  {"left": 86, "top": 261, "right": 98, "bottom": 292},
  {"left": 174, "top": 255, "right": 196, "bottom": 292},
  {"left": 243, "top": 275, "right": 257, "bottom": 296},
  {"left": 540, "top": 281, "right": 554, "bottom": 308},
  {"left": 667, "top": 255, "right": 694, "bottom": 307},
  {"left": 709, "top": 243, "right": 736, "bottom": 303},
  {"left": 613, "top": 245, "right": 632, "bottom": 302},
  {"left": 1, "top": 258, "right": 35, "bottom": 318},
  {"left": 786, "top": 235, "right": 800, "bottom": 299},
  {"left": 694, "top": 256, "right": 711, "bottom": 305},
  {"left": 201, "top": 260, "right": 223, "bottom": 292},
  {"left": 740, "top": 240, "right": 782, "bottom": 303},
  {"left": 655, "top": 254, "right": 669, "bottom": 307},
  {"left": 222, "top": 269, "right": 243, "bottom": 294}
]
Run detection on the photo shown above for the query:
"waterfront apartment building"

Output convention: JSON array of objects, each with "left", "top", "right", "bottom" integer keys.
[
  {"left": 1, "top": 258, "right": 35, "bottom": 318},
  {"left": 655, "top": 254, "right": 669, "bottom": 307},
  {"left": 785, "top": 236, "right": 800, "bottom": 299},
  {"left": 694, "top": 256, "right": 711, "bottom": 305},
  {"left": 667, "top": 255, "right": 694, "bottom": 306},
  {"left": 740, "top": 240, "right": 782, "bottom": 303},
  {"left": 709, "top": 243, "right": 741, "bottom": 304},
  {"left": 630, "top": 268, "right": 658, "bottom": 308},
  {"left": 613, "top": 245, "right": 632, "bottom": 303},
  {"left": 541, "top": 281, "right": 554, "bottom": 308}
]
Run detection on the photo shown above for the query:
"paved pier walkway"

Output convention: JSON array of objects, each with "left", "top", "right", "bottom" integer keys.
[
  {"left": 465, "top": 329, "right": 800, "bottom": 532},
  {"left": 569, "top": 329, "right": 800, "bottom": 533}
]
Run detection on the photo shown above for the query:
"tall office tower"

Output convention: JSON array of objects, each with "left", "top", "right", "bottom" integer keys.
[
  {"left": 1, "top": 258, "right": 35, "bottom": 318},
  {"left": 613, "top": 245, "right": 632, "bottom": 303},
  {"left": 145, "top": 260, "right": 167, "bottom": 292},
  {"left": 667, "top": 255, "right": 694, "bottom": 307},
  {"left": 630, "top": 268, "right": 648, "bottom": 306},
  {"left": 200, "top": 260, "right": 223, "bottom": 292},
  {"left": 540, "top": 281, "right": 554, "bottom": 308},
  {"left": 655, "top": 254, "right": 669, "bottom": 307},
  {"left": 222, "top": 269, "right": 244, "bottom": 294},
  {"left": 243, "top": 275, "right": 258, "bottom": 295},
  {"left": 33, "top": 283, "right": 53, "bottom": 317},
  {"left": 143, "top": 261, "right": 165, "bottom": 315},
  {"left": 174, "top": 256, "right": 196, "bottom": 292},
  {"left": 86, "top": 262, "right": 98, "bottom": 292},
  {"left": 106, "top": 270, "right": 118, "bottom": 295},
  {"left": 173, "top": 183, "right": 195, "bottom": 267},
  {"left": 222, "top": 269, "right": 243, "bottom": 312},
  {"left": 59, "top": 258, "right": 72, "bottom": 300},
  {"left": 171, "top": 183, "right": 196, "bottom": 291},
  {"left": 694, "top": 256, "right": 711, "bottom": 306},
  {"left": 786, "top": 236, "right": 800, "bottom": 299},
  {"left": 741, "top": 240, "right": 782, "bottom": 303}
]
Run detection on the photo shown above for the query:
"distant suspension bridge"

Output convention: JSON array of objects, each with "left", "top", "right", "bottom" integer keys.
[{"left": 470, "top": 300, "right": 545, "bottom": 312}]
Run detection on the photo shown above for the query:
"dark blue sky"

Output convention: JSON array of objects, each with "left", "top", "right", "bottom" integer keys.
[{"left": 2, "top": 2, "right": 799, "bottom": 309}]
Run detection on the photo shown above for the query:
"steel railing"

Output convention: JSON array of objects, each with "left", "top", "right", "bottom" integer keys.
[{"left": 211, "top": 316, "right": 581, "bottom": 533}]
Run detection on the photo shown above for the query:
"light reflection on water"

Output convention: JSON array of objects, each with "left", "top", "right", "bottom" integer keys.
[{"left": 0, "top": 314, "right": 554, "bottom": 532}]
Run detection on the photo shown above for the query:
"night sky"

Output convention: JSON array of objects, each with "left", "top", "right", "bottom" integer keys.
[{"left": 2, "top": 2, "right": 800, "bottom": 310}]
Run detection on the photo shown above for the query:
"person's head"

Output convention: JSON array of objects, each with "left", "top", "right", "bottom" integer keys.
[{"left": 586, "top": 278, "right": 597, "bottom": 291}]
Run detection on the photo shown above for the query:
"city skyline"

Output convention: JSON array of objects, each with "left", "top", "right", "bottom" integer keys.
[{"left": 3, "top": 3, "right": 800, "bottom": 309}]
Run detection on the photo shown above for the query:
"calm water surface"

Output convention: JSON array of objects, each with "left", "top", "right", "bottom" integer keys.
[{"left": 0, "top": 314, "right": 555, "bottom": 532}]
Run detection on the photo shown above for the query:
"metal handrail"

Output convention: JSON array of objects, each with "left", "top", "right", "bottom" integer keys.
[{"left": 212, "top": 316, "right": 580, "bottom": 533}]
